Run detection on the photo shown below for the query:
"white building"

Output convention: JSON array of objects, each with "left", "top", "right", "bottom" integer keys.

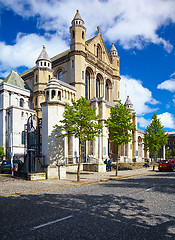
[{"left": 0, "top": 70, "right": 35, "bottom": 160}]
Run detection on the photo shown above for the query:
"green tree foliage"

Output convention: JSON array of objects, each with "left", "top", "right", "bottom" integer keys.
[
  {"left": 0, "top": 146, "right": 4, "bottom": 159},
  {"left": 143, "top": 113, "right": 168, "bottom": 170},
  {"left": 54, "top": 97, "right": 102, "bottom": 181},
  {"left": 105, "top": 101, "right": 136, "bottom": 176},
  {"left": 165, "top": 148, "right": 171, "bottom": 159}
]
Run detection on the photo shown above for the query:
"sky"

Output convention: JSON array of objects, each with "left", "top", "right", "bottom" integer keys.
[{"left": 0, "top": 0, "right": 175, "bottom": 131}]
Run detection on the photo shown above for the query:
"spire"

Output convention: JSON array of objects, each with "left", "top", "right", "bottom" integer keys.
[
  {"left": 36, "top": 45, "right": 51, "bottom": 62},
  {"left": 71, "top": 9, "right": 85, "bottom": 26},
  {"left": 124, "top": 96, "right": 134, "bottom": 111},
  {"left": 97, "top": 26, "right": 101, "bottom": 34},
  {"left": 109, "top": 42, "right": 118, "bottom": 58}
]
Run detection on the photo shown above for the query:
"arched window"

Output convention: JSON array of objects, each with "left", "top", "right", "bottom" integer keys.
[
  {"left": 85, "top": 71, "right": 90, "bottom": 100},
  {"left": 97, "top": 44, "right": 102, "bottom": 60},
  {"left": 105, "top": 81, "right": 109, "bottom": 101},
  {"left": 82, "top": 31, "right": 84, "bottom": 39},
  {"left": 46, "top": 91, "right": 49, "bottom": 101},
  {"left": 35, "top": 97, "right": 37, "bottom": 106},
  {"left": 51, "top": 90, "right": 56, "bottom": 99},
  {"left": 20, "top": 98, "right": 24, "bottom": 107},
  {"left": 72, "top": 31, "right": 75, "bottom": 39},
  {"left": 36, "top": 75, "right": 38, "bottom": 83},
  {"left": 96, "top": 76, "right": 100, "bottom": 98},
  {"left": 58, "top": 71, "right": 63, "bottom": 81},
  {"left": 58, "top": 91, "right": 61, "bottom": 100}
]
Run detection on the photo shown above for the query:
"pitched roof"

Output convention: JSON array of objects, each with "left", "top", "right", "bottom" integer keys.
[
  {"left": 36, "top": 45, "right": 50, "bottom": 62},
  {"left": 72, "top": 10, "right": 83, "bottom": 22},
  {"left": 124, "top": 96, "right": 134, "bottom": 108},
  {"left": 3, "top": 70, "right": 26, "bottom": 89},
  {"left": 109, "top": 42, "right": 117, "bottom": 52}
]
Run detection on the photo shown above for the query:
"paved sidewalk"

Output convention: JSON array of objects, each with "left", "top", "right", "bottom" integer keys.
[{"left": 0, "top": 167, "right": 157, "bottom": 197}]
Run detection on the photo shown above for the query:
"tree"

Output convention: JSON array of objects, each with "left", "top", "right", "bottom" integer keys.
[
  {"left": 0, "top": 146, "right": 4, "bottom": 159},
  {"left": 165, "top": 148, "right": 171, "bottom": 159},
  {"left": 54, "top": 97, "right": 102, "bottom": 181},
  {"left": 143, "top": 113, "right": 168, "bottom": 170},
  {"left": 105, "top": 101, "right": 136, "bottom": 176}
]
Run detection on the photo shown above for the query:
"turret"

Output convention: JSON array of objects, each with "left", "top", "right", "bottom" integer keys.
[
  {"left": 124, "top": 96, "right": 134, "bottom": 112},
  {"left": 45, "top": 77, "right": 62, "bottom": 102},
  {"left": 36, "top": 45, "right": 52, "bottom": 69},
  {"left": 33, "top": 45, "right": 53, "bottom": 118},
  {"left": 109, "top": 42, "right": 120, "bottom": 72},
  {"left": 70, "top": 10, "right": 86, "bottom": 51}
]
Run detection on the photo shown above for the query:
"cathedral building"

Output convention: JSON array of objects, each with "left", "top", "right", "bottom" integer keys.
[{"left": 0, "top": 10, "right": 146, "bottom": 176}]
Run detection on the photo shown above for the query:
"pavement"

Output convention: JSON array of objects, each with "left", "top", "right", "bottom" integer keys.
[{"left": 0, "top": 167, "right": 157, "bottom": 198}]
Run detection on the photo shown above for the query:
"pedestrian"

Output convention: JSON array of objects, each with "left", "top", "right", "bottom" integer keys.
[
  {"left": 108, "top": 159, "right": 112, "bottom": 171},
  {"left": 104, "top": 159, "right": 108, "bottom": 171}
]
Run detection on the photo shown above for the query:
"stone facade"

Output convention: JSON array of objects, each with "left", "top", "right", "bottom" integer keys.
[
  {"left": 0, "top": 71, "right": 35, "bottom": 160},
  {"left": 0, "top": 10, "right": 147, "bottom": 172}
]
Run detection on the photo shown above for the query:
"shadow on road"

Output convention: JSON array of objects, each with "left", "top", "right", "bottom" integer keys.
[{"left": 1, "top": 173, "right": 175, "bottom": 240}]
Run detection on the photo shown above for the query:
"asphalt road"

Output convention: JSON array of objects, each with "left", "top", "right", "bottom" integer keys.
[{"left": 0, "top": 172, "right": 175, "bottom": 240}]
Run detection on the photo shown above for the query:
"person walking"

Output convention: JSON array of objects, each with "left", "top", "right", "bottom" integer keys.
[
  {"left": 108, "top": 159, "right": 112, "bottom": 171},
  {"left": 104, "top": 159, "right": 108, "bottom": 171}
]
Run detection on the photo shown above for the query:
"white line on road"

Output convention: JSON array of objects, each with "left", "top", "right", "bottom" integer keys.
[
  {"left": 33, "top": 215, "right": 73, "bottom": 230},
  {"left": 145, "top": 187, "right": 155, "bottom": 192}
]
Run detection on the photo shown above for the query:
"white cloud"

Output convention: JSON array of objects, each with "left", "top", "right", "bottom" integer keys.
[
  {"left": 0, "top": 33, "right": 68, "bottom": 77},
  {"left": 0, "top": 0, "right": 175, "bottom": 52},
  {"left": 157, "top": 112, "right": 175, "bottom": 129},
  {"left": 137, "top": 117, "right": 151, "bottom": 128},
  {"left": 120, "top": 75, "right": 159, "bottom": 115},
  {"left": 170, "top": 72, "right": 175, "bottom": 77},
  {"left": 138, "top": 112, "right": 175, "bottom": 129},
  {"left": 157, "top": 79, "right": 175, "bottom": 92}
]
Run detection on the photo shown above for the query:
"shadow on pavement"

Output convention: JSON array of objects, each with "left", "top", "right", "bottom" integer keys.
[{"left": 0, "top": 176, "right": 175, "bottom": 240}]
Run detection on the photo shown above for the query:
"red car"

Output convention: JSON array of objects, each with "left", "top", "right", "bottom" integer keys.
[{"left": 158, "top": 159, "right": 175, "bottom": 171}]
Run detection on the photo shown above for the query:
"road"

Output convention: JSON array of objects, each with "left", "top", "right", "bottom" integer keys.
[{"left": 0, "top": 172, "right": 175, "bottom": 240}]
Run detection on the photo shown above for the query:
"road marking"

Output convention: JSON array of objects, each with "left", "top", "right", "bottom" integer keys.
[
  {"left": 33, "top": 215, "right": 73, "bottom": 230},
  {"left": 145, "top": 187, "right": 155, "bottom": 192}
]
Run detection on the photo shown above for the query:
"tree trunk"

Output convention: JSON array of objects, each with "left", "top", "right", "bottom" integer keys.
[
  {"left": 153, "top": 151, "right": 156, "bottom": 171},
  {"left": 116, "top": 145, "right": 119, "bottom": 176},
  {"left": 77, "top": 141, "right": 81, "bottom": 181}
]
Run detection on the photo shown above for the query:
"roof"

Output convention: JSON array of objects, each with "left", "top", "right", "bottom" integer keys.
[
  {"left": 124, "top": 96, "right": 133, "bottom": 107},
  {"left": 51, "top": 49, "right": 71, "bottom": 62},
  {"left": 36, "top": 45, "right": 50, "bottom": 62},
  {"left": 109, "top": 42, "right": 117, "bottom": 52},
  {"left": 57, "top": 79, "right": 76, "bottom": 91},
  {"left": 72, "top": 10, "right": 84, "bottom": 22},
  {"left": 3, "top": 70, "right": 26, "bottom": 89}
]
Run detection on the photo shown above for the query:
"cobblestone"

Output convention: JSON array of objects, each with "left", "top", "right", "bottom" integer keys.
[{"left": 0, "top": 167, "right": 157, "bottom": 197}]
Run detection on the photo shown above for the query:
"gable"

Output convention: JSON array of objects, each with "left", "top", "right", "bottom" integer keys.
[{"left": 86, "top": 33, "right": 112, "bottom": 65}]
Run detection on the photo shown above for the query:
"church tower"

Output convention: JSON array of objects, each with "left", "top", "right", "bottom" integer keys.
[
  {"left": 69, "top": 10, "right": 86, "bottom": 99},
  {"left": 109, "top": 43, "right": 120, "bottom": 103},
  {"left": 124, "top": 96, "right": 138, "bottom": 161},
  {"left": 70, "top": 10, "right": 86, "bottom": 51},
  {"left": 33, "top": 45, "right": 53, "bottom": 118}
]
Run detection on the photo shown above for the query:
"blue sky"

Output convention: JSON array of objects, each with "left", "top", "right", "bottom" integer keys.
[{"left": 0, "top": 0, "right": 175, "bottom": 131}]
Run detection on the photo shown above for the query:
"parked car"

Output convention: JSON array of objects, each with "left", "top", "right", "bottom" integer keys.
[
  {"left": 0, "top": 160, "right": 23, "bottom": 173},
  {"left": 158, "top": 159, "right": 175, "bottom": 171}
]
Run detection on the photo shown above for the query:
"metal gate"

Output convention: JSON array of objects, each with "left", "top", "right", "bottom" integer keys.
[{"left": 25, "top": 115, "right": 42, "bottom": 173}]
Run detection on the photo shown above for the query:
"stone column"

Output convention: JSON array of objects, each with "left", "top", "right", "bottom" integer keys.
[
  {"left": 163, "top": 145, "right": 165, "bottom": 159},
  {"left": 98, "top": 130, "right": 102, "bottom": 163}
]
